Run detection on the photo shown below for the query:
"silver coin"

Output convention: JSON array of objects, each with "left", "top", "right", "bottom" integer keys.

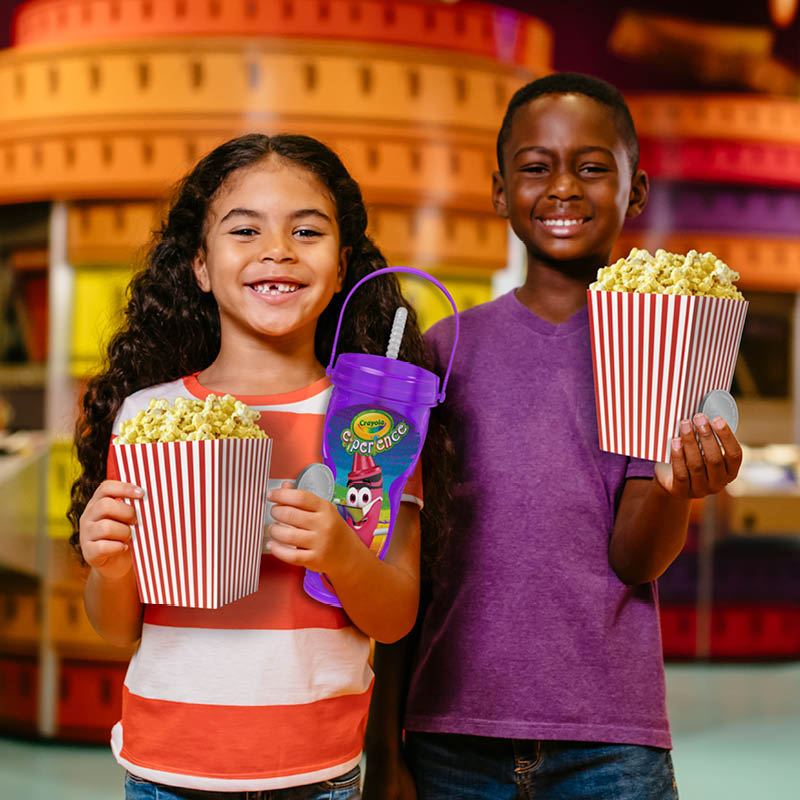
[
  {"left": 295, "top": 463, "right": 335, "bottom": 502},
  {"left": 700, "top": 390, "right": 739, "bottom": 434}
]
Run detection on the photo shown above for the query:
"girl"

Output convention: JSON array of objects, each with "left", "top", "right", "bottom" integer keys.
[{"left": 69, "top": 133, "right": 451, "bottom": 798}]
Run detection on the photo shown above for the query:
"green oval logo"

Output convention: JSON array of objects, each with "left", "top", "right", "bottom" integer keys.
[{"left": 352, "top": 410, "right": 393, "bottom": 441}]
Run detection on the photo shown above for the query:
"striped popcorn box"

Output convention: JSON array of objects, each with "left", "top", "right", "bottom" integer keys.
[
  {"left": 587, "top": 290, "right": 748, "bottom": 463},
  {"left": 112, "top": 437, "right": 272, "bottom": 609}
]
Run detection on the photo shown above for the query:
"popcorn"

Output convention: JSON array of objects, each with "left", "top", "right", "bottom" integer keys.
[
  {"left": 590, "top": 248, "right": 745, "bottom": 301},
  {"left": 115, "top": 394, "right": 267, "bottom": 444}
]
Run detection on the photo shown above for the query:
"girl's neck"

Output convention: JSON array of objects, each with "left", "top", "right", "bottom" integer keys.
[
  {"left": 516, "top": 255, "right": 603, "bottom": 324},
  {"left": 197, "top": 324, "right": 325, "bottom": 397}
]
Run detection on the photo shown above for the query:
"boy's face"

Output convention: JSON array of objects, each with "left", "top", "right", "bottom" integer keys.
[{"left": 492, "top": 93, "right": 647, "bottom": 268}]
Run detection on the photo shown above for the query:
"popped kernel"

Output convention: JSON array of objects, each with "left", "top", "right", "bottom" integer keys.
[
  {"left": 590, "top": 248, "right": 744, "bottom": 300},
  {"left": 115, "top": 394, "right": 267, "bottom": 444}
]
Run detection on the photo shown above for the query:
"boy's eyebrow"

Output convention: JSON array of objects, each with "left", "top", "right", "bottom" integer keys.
[{"left": 513, "top": 145, "right": 617, "bottom": 161}]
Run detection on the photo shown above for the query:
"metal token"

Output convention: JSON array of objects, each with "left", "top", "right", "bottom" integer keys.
[
  {"left": 295, "top": 463, "right": 335, "bottom": 502},
  {"left": 700, "top": 390, "right": 739, "bottom": 434}
]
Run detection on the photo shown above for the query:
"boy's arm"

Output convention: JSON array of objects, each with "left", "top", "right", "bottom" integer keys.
[
  {"left": 363, "top": 635, "right": 419, "bottom": 800},
  {"left": 610, "top": 413, "right": 742, "bottom": 585}
]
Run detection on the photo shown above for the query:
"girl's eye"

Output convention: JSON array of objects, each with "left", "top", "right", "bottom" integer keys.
[
  {"left": 294, "top": 228, "right": 323, "bottom": 238},
  {"left": 231, "top": 227, "right": 258, "bottom": 237},
  {"left": 358, "top": 488, "right": 372, "bottom": 506},
  {"left": 346, "top": 488, "right": 358, "bottom": 506}
]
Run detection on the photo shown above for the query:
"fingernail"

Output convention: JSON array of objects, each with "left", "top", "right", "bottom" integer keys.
[
  {"left": 133, "top": 487, "right": 144, "bottom": 497},
  {"left": 693, "top": 413, "right": 709, "bottom": 432},
  {"left": 679, "top": 420, "right": 692, "bottom": 435},
  {"left": 265, "top": 540, "right": 272, "bottom": 552},
  {"left": 672, "top": 437, "right": 682, "bottom": 451},
  {"left": 712, "top": 417, "right": 726, "bottom": 431}
]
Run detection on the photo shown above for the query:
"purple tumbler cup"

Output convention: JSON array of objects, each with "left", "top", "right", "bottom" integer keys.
[{"left": 303, "top": 267, "right": 459, "bottom": 606}]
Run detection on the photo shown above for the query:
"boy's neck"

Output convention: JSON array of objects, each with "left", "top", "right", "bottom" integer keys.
[{"left": 516, "top": 256, "right": 602, "bottom": 324}]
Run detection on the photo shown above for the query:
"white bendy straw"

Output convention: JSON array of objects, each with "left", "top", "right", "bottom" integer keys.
[{"left": 386, "top": 306, "right": 408, "bottom": 359}]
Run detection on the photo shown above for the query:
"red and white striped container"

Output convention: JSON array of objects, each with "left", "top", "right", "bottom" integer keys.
[
  {"left": 112, "top": 437, "right": 272, "bottom": 609},
  {"left": 587, "top": 290, "right": 748, "bottom": 463}
]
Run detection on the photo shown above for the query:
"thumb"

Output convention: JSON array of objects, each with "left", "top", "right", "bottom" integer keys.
[{"left": 653, "top": 462, "right": 672, "bottom": 493}]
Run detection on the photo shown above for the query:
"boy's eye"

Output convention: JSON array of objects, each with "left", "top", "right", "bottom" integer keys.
[
  {"left": 580, "top": 164, "right": 611, "bottom": 174},
  {"left": 520, "top": 164, "right": 549, "bottom": 174}
]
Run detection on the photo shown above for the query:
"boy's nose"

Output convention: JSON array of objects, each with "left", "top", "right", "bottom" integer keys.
[{"left": 547, "top": 172, "right": 583, "bottom": 201}]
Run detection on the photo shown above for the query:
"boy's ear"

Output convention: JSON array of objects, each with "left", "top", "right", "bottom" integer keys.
[
  {"left": 192, "top": 251, "right": 212, "bottom": 293},
  {"left": 626, "top": 169, "right": 649, "bottom": 219},
  {"left": 492, "top": 171, "right": 509, "bottom": 219},
  {"left": 336, "top": 247, "right": 350, "bottom": 292}
]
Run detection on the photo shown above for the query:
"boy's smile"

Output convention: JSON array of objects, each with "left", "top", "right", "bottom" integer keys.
[{"left": 493, "top": 93, "right": 647, "bottom": 272}]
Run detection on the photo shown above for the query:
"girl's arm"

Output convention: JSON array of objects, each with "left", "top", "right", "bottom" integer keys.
[
  {"left": 610, "top": 413, "right": 742, "bottom": 585},
  {"left": 268, "top": 486, "right": 420, "bottom": 643},
  {"left": 81, "top": 480, "right": 145, "bottom": 646}
]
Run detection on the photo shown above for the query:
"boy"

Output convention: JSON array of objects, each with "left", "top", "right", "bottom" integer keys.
[{"left": 364, "top": 73, "right": 742, "bottom": 799}]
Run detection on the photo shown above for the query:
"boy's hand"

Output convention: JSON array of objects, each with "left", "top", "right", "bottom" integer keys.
[
  {"left": 267, "top": 481, "right": 360, "bottom": 574},
  {"left": 363, "top": 755, "right": 417, "bottom": 800},
  {"left": 654, "top": 414, "right": 742, "bottom": 499},
  {"left": 80, "top": 480, "right": 142, "bottom": 580}
]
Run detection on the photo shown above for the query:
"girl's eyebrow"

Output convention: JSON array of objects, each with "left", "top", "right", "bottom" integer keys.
[
  {"left": 291, "top": 208, "right": 333, "bottom": 223},
  {"left": 218, "top": 208, "right": 332, "bottom": 224},
  {"left": 219, "top": 207, "right": 263, "bottom": 224}
]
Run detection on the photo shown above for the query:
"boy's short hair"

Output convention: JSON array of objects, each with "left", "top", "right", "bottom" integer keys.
[{"left": 496, "top": 72, "right": 639, "bottom": 175}]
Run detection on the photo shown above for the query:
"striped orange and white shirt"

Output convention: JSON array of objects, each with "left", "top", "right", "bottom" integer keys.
[{"left": 107, "top": 374, "right": 422, "bottom": 791}]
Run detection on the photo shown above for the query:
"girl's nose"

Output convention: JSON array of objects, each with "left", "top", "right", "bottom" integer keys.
[{"left": 259, "top": 236, "right": 295, "bottom": 263}]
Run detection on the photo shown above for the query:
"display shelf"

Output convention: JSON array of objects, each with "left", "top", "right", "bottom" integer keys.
[
  {"left": 638, "top": 138, "right": 800, "bottom": 188},
  {"left": 0, "top": 363, "right": 46, "bottom": 388},
  {"left": 0, "top": 433, "right": 48, "bottom": 576},
  {"left": 627, "top": 184, "right": 800, "bottom": 238},
  {"left": 12, "top": 0, "right": 551, "bottom": 74},
  {"left": 629, "top": 95, "right": 800, "bottom": 146}
]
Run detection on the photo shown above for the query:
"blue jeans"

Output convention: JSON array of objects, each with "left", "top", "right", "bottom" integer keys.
[
  {"left": 405, "top": 732, "right": 677, "bottom": 800},
  {"left": 124, "top": 766, "right": 360, "bottom": 799}
]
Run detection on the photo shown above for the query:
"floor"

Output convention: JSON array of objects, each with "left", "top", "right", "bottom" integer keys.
[{"left": 1, "top": 663, "right": 798, "bottom": 799}]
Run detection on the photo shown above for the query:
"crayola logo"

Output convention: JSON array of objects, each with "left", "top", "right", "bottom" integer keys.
[{"left": 352, "top": 410, "right": 393, "bottom": 441}]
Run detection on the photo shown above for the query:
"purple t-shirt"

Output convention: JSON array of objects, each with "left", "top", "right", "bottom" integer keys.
[{"left": 405, "top": 290, "right": 670, "bottom": 749}]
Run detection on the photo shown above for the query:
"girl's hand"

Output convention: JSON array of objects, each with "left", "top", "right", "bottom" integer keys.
[
  {"left": 79, "top": 480, "right": 143, "bottom": 580},
  {"left": 654, "top": 414, "right": 743, "bottom": 499},
  {"left": 267, "top": 481, "right": 359, "bottom": 575}
]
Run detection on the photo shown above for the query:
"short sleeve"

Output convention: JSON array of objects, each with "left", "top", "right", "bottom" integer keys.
[
  {"left": 626, "top": 456, "right": 656, "bottom": 480},
  {"left": 401, "top": 457, "right": 423, "bottom": 509}
]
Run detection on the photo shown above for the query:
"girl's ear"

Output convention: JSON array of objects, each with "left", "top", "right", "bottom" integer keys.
[
  {"left": 336, "top": 247, "right": 350, "bottom": 293},
  {"left": 492, "top": 171, "right": 509, "bottom": 219},
  {"left": 192, "top": 251, "right": 212, "bottom": 292},
  {"left": 626, "top": 169, "right": 649, "bottom": 219}
]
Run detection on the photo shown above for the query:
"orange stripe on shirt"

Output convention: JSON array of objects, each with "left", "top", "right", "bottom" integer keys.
[
  {"left": 144, "top": 556, "right": 350, "bottom": 630},
  {"left": 256, "top": 411, "right": 324, "bottom": 479},
  {"left": 120, "top": 682, "right": 372, "bottom": 779}
]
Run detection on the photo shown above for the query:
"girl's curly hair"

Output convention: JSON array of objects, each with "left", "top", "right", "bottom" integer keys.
[{"left": 68, "top": 133, "right": 453, "bottom": 578}]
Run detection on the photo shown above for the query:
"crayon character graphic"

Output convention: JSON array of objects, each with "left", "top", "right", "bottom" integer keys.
[
  {"left": 320, "top": 453, "right": 384, "bottom": 595},
  {"left": 340, "top": 453, "right": 383, "bottom": 549}
]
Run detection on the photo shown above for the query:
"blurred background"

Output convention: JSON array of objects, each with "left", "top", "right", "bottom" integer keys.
[{"left": 0, "top": 1, "right": 798, "bottom": 797}]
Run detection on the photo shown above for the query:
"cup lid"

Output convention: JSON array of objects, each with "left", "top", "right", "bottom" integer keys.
[{"left": 330, "top": 353, "right": 440, "bottom": 407}]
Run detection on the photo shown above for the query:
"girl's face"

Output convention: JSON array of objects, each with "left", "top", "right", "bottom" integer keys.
[{"left": 193, "top": 157, "right": 348, "bottom": 350}]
